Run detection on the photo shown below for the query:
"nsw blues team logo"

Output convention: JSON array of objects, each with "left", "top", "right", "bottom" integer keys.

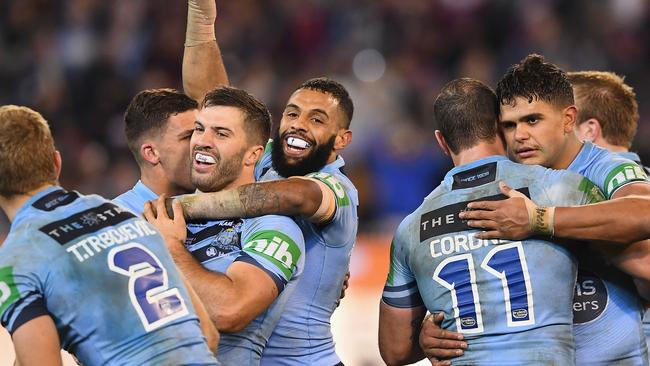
[{"left": 205, "top": 246, "right": 219, "bottom": 258}]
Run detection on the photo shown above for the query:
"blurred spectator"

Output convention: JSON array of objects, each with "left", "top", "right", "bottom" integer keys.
[{"left": 1, "top": 0, "right": 649, "bottom": 239}]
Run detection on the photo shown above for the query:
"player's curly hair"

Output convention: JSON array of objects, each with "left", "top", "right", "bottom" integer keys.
[{"left": 496, "top": 54, "right": 574, "bottom": 108}]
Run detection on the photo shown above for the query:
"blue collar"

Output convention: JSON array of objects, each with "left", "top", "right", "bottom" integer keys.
[
  {"left": 12, "top": 185, "right": 63, "bottom": 229},
  {"left": 443, "top": 155, "right": 508, "bottom": 188},
  {"left": 132, "top": 180, "right": 159, "bottom": 201},
  {"left": 616, "top": 151, "right": 641, "bottom": 163}
]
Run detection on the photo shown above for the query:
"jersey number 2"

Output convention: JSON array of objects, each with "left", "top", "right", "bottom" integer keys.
[
  {"left": 432, "top": 242, "right": 534, "bottom": 334},
  {"left": 108, "top": 243, "right": 189, "bottom": 332}
]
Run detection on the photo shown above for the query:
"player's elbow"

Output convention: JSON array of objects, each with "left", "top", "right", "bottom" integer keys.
[
  {"left": 379, "top": 347, "right": 410, "bottom": 366},
  {"left": 379, "top": 336, "right": 413, "bottom": 366},
  {"left": 212, "top": 304, "right": 253, "bottom": 333}
]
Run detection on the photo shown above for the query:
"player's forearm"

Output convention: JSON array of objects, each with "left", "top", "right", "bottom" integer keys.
[
  {"left": 180, "top": 272, "right": 220, "bottom": 353},
  {"left": 178, "top": 179, "right": 321, "bottom": 220},
  {"left": 378, "top": 302, "right": 427, "bottom": 366},
  {"left": 183, "top": 0, "right": 228, "bottom": 103},
  {"left": 554, "top": 197, "right": 650, "bottom": 244},
  {"left": 169, "top": 246, "right": 243, "bottom": 331},
  {"left": 183, "top": 42, "right": 228, "bottom": 102}
]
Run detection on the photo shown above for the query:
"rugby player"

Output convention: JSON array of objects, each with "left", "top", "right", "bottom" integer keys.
[
  {"left": 460, "top": 70, "right": 650, "bottom": 360},
  {"left": 144, "top": 86, "right": 306, "bottom": 365},
  {"left": 113, "top": 88, "right": 200, "bottom": 212},
  {"left": 379, "top": 78, "right": 603, "bottom": 365},
  {"left": 114, "top": 0, "right": 229, "bottom": 212},
  {"left": 0, "top": 105, "right": 218, "bottom": 365},
  {"left": 421, "top": 56, "right": 650, "bottom": 365},
  {"left": 173, "top": 1, "right": 359, "bottom": 364}
]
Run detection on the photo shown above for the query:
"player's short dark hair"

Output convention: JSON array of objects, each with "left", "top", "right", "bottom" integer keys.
[
  {"left": 496, "top": 54, "right": 574, "bottom": 109},
  {"left": 124, "top": 88, "right": 198, "bottom": 163},
  {"left": 434, "top": 78, "right": 500, "bottom": 154},
  {"left": 202, "top": 86, "right": 271, "bottom": 147},
  {"left": 298, "top": 77, "right": 354, "bottom": 128},
  {"left": 568, "top": 71, "right": 638, "bottom": 148}
]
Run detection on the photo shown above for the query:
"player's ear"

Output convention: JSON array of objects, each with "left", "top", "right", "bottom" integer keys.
[
  {"left": 334, "top": 129, "right": 352, "bottom": 151},
  {"left": 140, "top": 143, "right": 160, "bottom": 165},
  {"left": 563, "top": 105, "right": 578, "bottom": 134},
  {"left": 435, "top": 130, "right": 451, "bottom": 157},
  {"left": 54, "top": 150, "right": 62, "bottom": 179},
  {"left": 575, "top": 118, "right": 600, "bottom": 143},
  {"left": 244, "top": 144, "right": 264, "bottom": 166}
]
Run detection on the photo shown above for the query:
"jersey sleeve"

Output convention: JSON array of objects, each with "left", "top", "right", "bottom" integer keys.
[
  {"left": 540, "top": 169, "right": 605, "bottom": 207},
  {"left": 253, "top": 139, "right": 274, "bottom": 181},
  {"left": 590, "top": 156, "right": 648, "bottom": 199},
  {"left": 0, "top": 264, "right": 49, "bottom": 335},
  {"left": 382, "top": 219, "right": 424, "bottom": 309},
  {"left": 236, "top": 215, "right": 305, "bottom": 293},
  {"left": 305, "top": 171, "right": 358, "bottom": 248}
]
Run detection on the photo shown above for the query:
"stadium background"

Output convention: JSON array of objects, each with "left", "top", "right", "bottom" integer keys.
[{"left": 0, "top": 0, "right": 649, "bottom": 364}]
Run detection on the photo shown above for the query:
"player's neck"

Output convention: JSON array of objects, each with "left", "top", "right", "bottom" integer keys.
[
  {"left": 0, "top": 184, "right": 54, "bottom": 223},
  {"left": 451, "top": 142, "right": 506, "bottom": 167},
  {"left": 140, "top": 169, "right": 192, "bottom": 197},
  {"left": 222, "top": 169, "right": 255, "bottom": 191},
  {"left": 552, "top": 134, "right": 584, "bottom": 170},
  {"left": 594, "top": 138, "right": 628, "bottom": 153}
]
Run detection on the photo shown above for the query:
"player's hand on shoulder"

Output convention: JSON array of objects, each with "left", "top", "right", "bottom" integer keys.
[
  {"left": 144, "top": 195, "right": 187, "bottom": 245},
  {"left": 420, "top": 313, "right": 466, "bottom": 365},
  {"left": 459, "top": 182, "right": 535, "bottom": 240}
]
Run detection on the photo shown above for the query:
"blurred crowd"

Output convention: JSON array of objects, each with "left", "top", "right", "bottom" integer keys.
[{"left": 1, "top": 0, "right": 649, "bottom": 237}]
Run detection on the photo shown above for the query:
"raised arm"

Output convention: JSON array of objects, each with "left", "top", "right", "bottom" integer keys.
[
  {"left": 174, "top": 177, "right": 337, "bottom": 224},
  {"left": 183, "top": 0, "right": 229, "bottom": 102},
  {"left": 12, "top": 315, "right": 63, "bottom": 366}
]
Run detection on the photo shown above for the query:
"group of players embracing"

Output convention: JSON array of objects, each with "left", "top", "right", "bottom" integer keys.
[{"left": 2, "top": 1, "right": 650, "bottom": 366}]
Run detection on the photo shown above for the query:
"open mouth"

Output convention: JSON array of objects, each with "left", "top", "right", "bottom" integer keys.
[
  {"left": 193, "top": 152, "right": 217, "bottom": 172},
  {"left": 283, "top": 136, "right": 312, "bottom": 157}
]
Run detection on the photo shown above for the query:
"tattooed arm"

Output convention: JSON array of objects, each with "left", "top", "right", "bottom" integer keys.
[
  {"left": 170, "top": 177, "right": 336, "bottom": 223},
  {"left": 378, "top": 302, "right": 427, "bottom": 365}
]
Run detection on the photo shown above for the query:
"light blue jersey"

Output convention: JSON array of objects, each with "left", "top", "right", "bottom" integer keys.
[
  {"left": 615, "top": 151, "right": 650, "bottom": 361},
  {"left": 568, "top": 142, "right": 649, "bottom": 365},
  {"left": 185, "top": 215, "right": 305, "bottom": 365},
  {"left": 0, "top": 187, "right": 217, "bottom": 366},
  {"left": 256, "top": 144, "right": 359, "bottom": 366},
  {"left": 383, "top": 156, "right": 604, "bottom": 365},
  {"left": 113, "top": 180, "right": 158, "bottom": 215}
]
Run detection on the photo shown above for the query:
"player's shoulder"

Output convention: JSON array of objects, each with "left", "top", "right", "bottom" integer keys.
[
  {"left": 307, "top": 168, "right": 357, "bottom": 204},
  {"left": 243, "top": 215, "right": 303, "bottom": 241}
]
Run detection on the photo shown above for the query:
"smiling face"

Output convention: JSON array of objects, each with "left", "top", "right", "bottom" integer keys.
[
  {"left": 499, "top": 97, "right": 577, "bottom": 169},
  {"left": 271, "top": 88, "right": 348, "bottom": 177},
  {"left": 190, "top": 106, "right": 249, "bottom": 192}
]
